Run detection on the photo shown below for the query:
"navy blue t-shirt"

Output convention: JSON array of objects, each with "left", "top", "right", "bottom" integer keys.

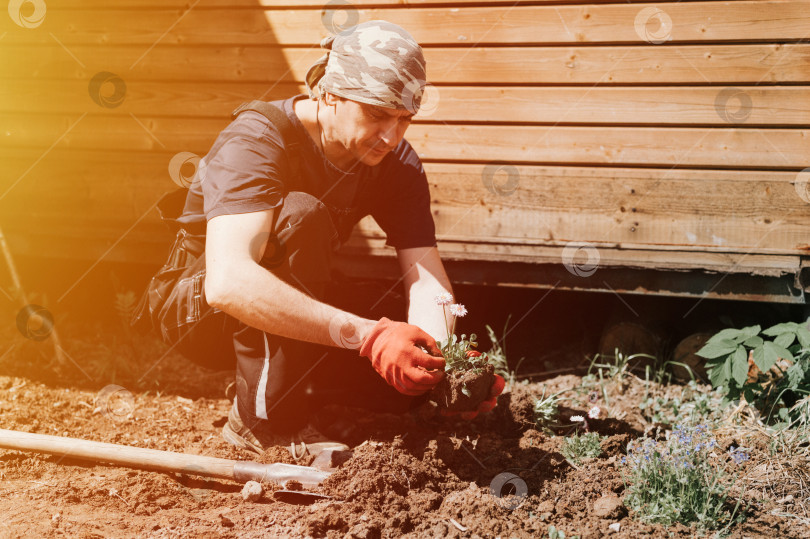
[{"left": 177, "top": 95, "right": 436, "bottom": 250}]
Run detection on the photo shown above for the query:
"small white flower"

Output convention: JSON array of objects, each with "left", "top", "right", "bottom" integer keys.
[
  {"left": 588, "top": 406, "right": 601, "bottom": 419},
  {"left": 435, "top": 292, "right": 453, "bottom": 306},
  {"left": 449, "top": 304, "right": 468, "bottom": 317},
  {"left": 570, "top": 415, "right": 585, "bottom": 423}
]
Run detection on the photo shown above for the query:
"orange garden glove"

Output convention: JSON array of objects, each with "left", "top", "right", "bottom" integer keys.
[
  {"left": 359, "top": 317, "right": 446, "bottom": 396},
  {"left": 440, "top": 350, "right": 507, "bottom": 420}
]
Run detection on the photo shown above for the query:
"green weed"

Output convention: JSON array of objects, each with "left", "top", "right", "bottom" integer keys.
[
  {"left": 560, "top": 432, "right": 604, "bottom": 466},
  {"left": 639, "top": 380, "right": 728, "bottom": 428},
  {"left": 484, "top": 315, "right": 525, "bottom": 386},
  {"left": 533, "top": 385, "right": 562, "bottom": 430}
]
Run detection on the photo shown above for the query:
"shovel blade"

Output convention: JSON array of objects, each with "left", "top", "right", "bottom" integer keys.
[{"left": 232, "top": 461, "right": 331, "bottom": 488}]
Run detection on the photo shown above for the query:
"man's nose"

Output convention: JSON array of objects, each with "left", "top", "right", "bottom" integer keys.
[{"left": 380, "top": 119, "right": 404, "bottom": 146}]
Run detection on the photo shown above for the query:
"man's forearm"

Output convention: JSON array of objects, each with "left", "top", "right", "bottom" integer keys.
[
  {"left": 207, "top": 261, "right": 375, "bottom": 349},
  {"left": 406, "top": 280, "right": 454, "bottom": 343}
]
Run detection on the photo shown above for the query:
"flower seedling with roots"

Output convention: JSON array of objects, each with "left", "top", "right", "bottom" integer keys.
[{"left": 429, "top": 294, "right": 498, "bottom": 413}]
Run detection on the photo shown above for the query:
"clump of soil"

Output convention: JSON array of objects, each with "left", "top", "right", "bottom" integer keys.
[
  {"left": 321, "top": 436, "right": 451, "bottom": 507},
  {"left": 430, "top": 363, "right": 495, "bottom": 412}
]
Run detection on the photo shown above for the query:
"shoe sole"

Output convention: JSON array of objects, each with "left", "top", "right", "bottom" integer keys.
[
  {"left": 222, "top": 404, "right": 265, "bottom": 454},
  {"left": 222, "top": 401, "right": 349, "bottom": 458}
]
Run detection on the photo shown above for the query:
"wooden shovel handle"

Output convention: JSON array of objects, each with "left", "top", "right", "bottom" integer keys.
[{"left": 0, "top": 428, "right": 236, "bottom": 480}]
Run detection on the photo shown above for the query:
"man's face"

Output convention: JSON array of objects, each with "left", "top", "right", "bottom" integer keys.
[{"left": 328, "top": 96, "right": 414, "bottom": 167}]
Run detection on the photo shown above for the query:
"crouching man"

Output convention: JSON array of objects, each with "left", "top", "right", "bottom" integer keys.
[{"left": 134, "top": 21, "right": 503, "bottom": 459}]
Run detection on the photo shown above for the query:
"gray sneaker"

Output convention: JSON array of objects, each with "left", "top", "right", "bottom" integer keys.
[{"left": 221, "top": 399, "right": 349, "bottom": 460}]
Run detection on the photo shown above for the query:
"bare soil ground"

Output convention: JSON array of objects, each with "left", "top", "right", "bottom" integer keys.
[{"left": 0, "top": 309, "right": 808, "bottom": 538}]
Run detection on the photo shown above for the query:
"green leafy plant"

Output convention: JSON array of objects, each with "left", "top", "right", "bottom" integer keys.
[
  {"left": 435, "top": 294, "right": 490, "bottom": 374},
  {"left": 560, "top": 432, "right": 604, "bottom": 466},
  {"left": 533, "top": 385, "right": 562, "bottom": 430},
  {"left": 622, "top": 424, "right": 746, "bottom": 531},
  {"left": 434, "top": 294, "right": 494, "bottom": 398},
  {"left": 697, "top": 322, "right": 810, "bottom": 423}
]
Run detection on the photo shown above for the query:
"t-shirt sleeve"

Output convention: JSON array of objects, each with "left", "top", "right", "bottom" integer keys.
[
  {"left": 371, "top": 141, "right": 437, "bottom": 250},
  {"left": 200, "top": 111, "right": 287, "bottom": 221}
]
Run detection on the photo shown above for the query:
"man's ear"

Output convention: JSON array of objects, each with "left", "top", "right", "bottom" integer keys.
[
  {"left": 323, "top": 92, "right": 338, "bottom": 106},
  {"left": 323, "top": 92, "right": 345, "bottom": 107}
]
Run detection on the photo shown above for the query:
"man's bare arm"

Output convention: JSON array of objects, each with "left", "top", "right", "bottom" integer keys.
[
  {"left": 397, "top": 246, "right": 455, "bottom": 342},
  {"left": 204, "top": 210, "right": 375, "bottom": 348}
]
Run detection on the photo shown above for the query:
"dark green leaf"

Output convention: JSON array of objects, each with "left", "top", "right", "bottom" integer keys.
[
  {"left": 743, "top": 336, "right": 764, "bottom": 348},
  {"left": 743, "top": 386, "right": 757, "bottom": 403},
  {"left": 697, "top": 340, "right": 738, "bottom": 359},
  {"left": 775, "top": 332, "right": 796, "bottom": 349},
  {"left": 762, "top": 322, "right": 799, "bottom": 337},
  {"left": 732, "top": 346, "right": 749, "bottom": 386},
  {"left": 726, "top": 383, "right": 742, "bottom": 401}
]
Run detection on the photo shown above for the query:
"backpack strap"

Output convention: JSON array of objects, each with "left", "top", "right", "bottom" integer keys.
[{"left": 231, "top": 100, "right": 302, "bottom": 181}]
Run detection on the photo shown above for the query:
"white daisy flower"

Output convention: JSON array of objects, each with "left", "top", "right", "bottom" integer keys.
[
  {"left": 435, "top": 292, "right": 453, "bottom": 306},
  {"left": 449, "top": 304, "right": 468, "bottom": 317},
  {"left": 588, "top": 406, "right": 601, "bottom": 419},
  {"left": 570, "top": 415, "right": 585, "bottom": 423}
]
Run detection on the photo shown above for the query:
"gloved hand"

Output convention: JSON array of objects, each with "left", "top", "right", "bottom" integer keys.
[
  {"left": 359, "top": 317, "right": 446, "bottom": 396},
  {"left": 440, "top": 351, "right": 506, "bottom": 420}
]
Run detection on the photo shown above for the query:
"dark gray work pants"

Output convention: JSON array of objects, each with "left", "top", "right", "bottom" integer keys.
[{"left": 157, "top": 192, "right": 420, "bottom": 435}]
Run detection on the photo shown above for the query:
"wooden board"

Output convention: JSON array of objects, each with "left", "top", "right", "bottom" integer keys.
[
  {"left": 341, "top": 233, "right": 801, "bottom": 275},
  {"left": 5, "top": 2, "right": 810, "bottom": 45},
  {"left": 0, "top": 214, "right": 800, "bottom": 277},
  {"left": 2, "top": 152, "right": 809, "bottom": 255},
  {"left": 45, "top": 0, "right": 719, "bottom": 8},
  {"left": 3, "top": 82, "right": 809, "bottom": 127},
  {"left": 2, "top": 115, "right": 807, "bottom": 168},
  {"left": 2, "top": 44, "right": 808, "bottom": 84}
]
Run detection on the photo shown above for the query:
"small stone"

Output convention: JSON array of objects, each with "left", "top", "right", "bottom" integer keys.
[
  {"left": 241, "top": 480, "right": 263, "bottom": 502},
  {"left": 593, "top": 495, "right": 625, "bottom": 519},
  {"left": 536, "top": 500, "right": 555, "bottom": 514},
  {"left": 608, "top": 522, "right": 621, "bottom": 533}
]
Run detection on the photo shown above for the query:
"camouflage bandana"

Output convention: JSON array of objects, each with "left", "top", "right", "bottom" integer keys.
[{"left": 305, "top": 20, "right": 427, "bottom": 114}]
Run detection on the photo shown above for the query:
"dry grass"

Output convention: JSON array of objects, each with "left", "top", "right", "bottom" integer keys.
[{"left": 713, "top": 403, "right": 810, "bottom": 521}]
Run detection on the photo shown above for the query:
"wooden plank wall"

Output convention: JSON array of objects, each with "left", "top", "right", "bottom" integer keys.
[{"left": 1, "top": 1, "right": 808, "bottom": 294}]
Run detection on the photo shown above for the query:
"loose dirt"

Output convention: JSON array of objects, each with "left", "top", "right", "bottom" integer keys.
[{"left": 0, "top": 322, "right": 805, "bottom": 538}]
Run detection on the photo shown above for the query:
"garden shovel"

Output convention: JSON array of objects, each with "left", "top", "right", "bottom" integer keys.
[{"left": 0, "top": 428, "right": 332, "bottom": 500}]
